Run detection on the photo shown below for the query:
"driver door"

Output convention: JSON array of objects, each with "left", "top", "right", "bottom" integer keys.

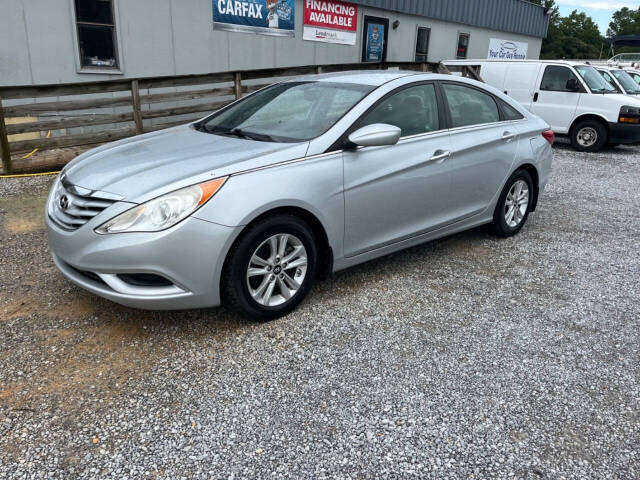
[
  {"left": 342, "top": 83, "right": 453, "bottom": 257},
  {"left": 531, "top": 65, "right": 582, "bottom": 133}
]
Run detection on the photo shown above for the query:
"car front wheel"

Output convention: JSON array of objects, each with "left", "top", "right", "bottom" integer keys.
[
  {"left": 489, "top": 170, "right": 534, "bottom": 237},
  {"left": 222, "top": 214, "right": 318, "bottom": 321}
]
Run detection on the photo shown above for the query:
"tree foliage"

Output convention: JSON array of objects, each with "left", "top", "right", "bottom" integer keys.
[
  {"left": 530, "top": 0, "right": 604, "bottom": 59},
  {"left": 607, "top": 7, "right": 640, "bottom": 38}
]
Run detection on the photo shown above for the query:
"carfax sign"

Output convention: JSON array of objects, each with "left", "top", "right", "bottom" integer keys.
[{"left": 213, "top": 0, "right": 295, "bottom": 36}]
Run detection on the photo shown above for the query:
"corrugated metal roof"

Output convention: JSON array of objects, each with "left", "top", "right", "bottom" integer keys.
[{"left": 350, "top": 0, "right": 549, "bottom": 38}]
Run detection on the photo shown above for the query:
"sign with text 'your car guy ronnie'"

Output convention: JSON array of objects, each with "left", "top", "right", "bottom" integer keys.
[
  {"left": 488, "top": 38, "right": 528, "bottom": 60},
  {"left": 303, "top": 0, "right": 358, "bottom": 45},
  {"left": 213, "top": 0, "right": 295, "bottom": 36}
]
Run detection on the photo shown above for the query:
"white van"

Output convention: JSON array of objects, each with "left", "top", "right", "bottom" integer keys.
[
  {"left": 595, "top": 66, "right": 640, "bottom": 97},
  {"left": 445, "top": 60, "right": 640, "bottom": 151}
]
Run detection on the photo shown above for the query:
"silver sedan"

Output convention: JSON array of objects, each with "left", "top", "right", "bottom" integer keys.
[{"left": 46, "top": 71, "right": 554, "bottom": 320}]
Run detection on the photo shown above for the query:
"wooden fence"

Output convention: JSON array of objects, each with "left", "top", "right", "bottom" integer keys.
[{"left": 0, "top": 61, "right": 482, "bottom": 174}]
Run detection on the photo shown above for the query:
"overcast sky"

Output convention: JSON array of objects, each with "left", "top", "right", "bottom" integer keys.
[{"left": 556, "top": 0, "right": 639, "bottom": 34}]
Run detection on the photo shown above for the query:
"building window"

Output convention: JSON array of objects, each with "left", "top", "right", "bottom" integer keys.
[
  {"left": 74, "top": 0, "right": 119, "bottom": 69},
  {"left": 415, "top": 27, "right": 430, "bottom": 62},
  {"left": 456, "top": 33, "right": 469, "bottom": 59}
]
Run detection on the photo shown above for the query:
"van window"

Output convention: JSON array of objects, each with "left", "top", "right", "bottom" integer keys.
[
  {"left": 442, "top": 83, "right": 500, "bottom": 128},
  {"left": 597, "top": 70, "right": 621, "bottom": 92},
  {"left": 359, "top": 84, "right": 440, "bottom": 137},
  {"left": 575, "top": 65, "right": 617, "bottom": 94},
  {"left": 540, "top": 66, "right": 581, "bottom": 92},
  {"left": 611, "top": 70, "right": 640, "bottom": 94}
]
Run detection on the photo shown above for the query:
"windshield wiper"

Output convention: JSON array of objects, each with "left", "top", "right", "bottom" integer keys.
[{"left": 226, "top": 128, "right": 275, "bottom": 142}]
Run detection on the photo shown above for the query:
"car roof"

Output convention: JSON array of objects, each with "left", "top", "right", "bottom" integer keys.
[
  {"left": 288, "top": 70, "right": 471, "bottom": 87},
  {"left": 289, "top": 70, "right": 415, "bottom": 86}
]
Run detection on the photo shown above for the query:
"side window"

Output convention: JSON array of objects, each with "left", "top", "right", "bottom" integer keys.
[
  {"left": 359, "top": 84, "right": 440, "bottom": 137},
  {"left": 632, "top": 73, "right": 640, "bottom": 85},
  {"left": 499, "top": 99, "right": 524, "bottom": 121},
  {"left": 540, "top": 66, "right": 580, "bottom": 92},
  {"left": 442, "top": 83, "right": 500, "bottom": 128}
]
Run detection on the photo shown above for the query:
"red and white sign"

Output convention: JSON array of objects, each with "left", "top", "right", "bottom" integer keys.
[{"left": 303, "top": 0, "right": 358, "bottom": 45}]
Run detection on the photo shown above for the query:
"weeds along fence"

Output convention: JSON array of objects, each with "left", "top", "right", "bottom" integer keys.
[{"left": 0, "top": 61, "right": 482, "bottom": 174}]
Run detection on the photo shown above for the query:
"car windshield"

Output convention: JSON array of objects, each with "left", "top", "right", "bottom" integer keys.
[
  {"left": 611, "top": 69, "right": 640, "bottom": 94},
  {"left": 575, "top": 65, "right": 617, "bottom": 94},
  {"left": 199, "top": 81, "right": 373, "bottom": 143}
]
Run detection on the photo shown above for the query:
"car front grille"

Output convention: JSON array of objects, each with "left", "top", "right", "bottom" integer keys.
[{"left": 49, "top": 177, "right": 118, "bottom": 231}]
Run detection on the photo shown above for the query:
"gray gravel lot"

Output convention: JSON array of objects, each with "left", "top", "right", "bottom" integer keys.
[{"left": 0, "top": 141, "right": 639, "bottom": 479}]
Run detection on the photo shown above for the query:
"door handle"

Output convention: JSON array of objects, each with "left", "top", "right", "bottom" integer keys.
[
  {"left": 502, "top": 132, "right": 516, "bottom": 143},
  {"left": 428, "top": 150, "right": 451, "bottom": 163},
  {"left": 533, "top": 92, "right": 539, "bottom": 102}
]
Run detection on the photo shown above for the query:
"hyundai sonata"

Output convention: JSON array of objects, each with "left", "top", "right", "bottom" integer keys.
[{"left": 46, "top": 71, "right": 554, "bottom": 319}]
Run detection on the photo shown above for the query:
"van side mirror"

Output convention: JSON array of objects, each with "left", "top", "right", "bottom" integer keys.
[{"left": 566, "top": 78, "right": 580, "bottom": 91}]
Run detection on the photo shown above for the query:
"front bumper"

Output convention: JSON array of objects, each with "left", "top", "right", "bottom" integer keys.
[
  {"left": 609, "top": 122, "right": 640, "bottom": 144},
  {"left": 46, "top": 207, "right": 241, "bottom": 310}
]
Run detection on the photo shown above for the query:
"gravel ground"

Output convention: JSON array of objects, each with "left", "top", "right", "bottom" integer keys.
[{"left": 0, "top": 141, "right": 639, "bottom": 479}]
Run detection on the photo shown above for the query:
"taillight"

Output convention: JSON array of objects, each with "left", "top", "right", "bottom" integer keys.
[{"left": 541, "top": 129, "right": 555, "bottom": 145}]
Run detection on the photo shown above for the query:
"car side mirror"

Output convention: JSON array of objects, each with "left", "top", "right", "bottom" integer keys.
[
  {"left": 566, "top": 78, "right": 580, "bottom": 91},
  {"left": 347, "top": 124, "right": 401, "bottom": 148}
]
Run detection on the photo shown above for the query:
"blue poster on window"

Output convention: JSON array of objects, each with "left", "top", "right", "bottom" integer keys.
[
  {"left": 365, "top": 23, "right": 384, "bottom": 62},
  {"left": 213, "top": 0, "right": 295, "bottom": 36}
]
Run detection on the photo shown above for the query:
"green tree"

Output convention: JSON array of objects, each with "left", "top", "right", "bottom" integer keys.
[
  {"left": 607, "top": 7, "right": 640, "bottom": 37},
  {"left": 537, "top": 7, "right": 604, "bottom": 59}
]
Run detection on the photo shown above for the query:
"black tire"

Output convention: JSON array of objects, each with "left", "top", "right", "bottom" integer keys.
[
  {"left": 570, "top": 119, "right": 608, "bottom": 152},
  {"left": 489, "top": 169, "right": 534, "bottom": 238},
  {"left": 221, "top": 214, "right": 318, "bottom": 321}
]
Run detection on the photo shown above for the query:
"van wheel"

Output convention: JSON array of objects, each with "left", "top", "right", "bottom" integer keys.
[
  {"left": 489, "top": 169, "right": 533, "bottom": 238},
  {"left": 570, "top": 119, "right": 607, "bottom": 152},
  {"left": 222, "top": 214, "right": 318, "bottom": 321}
]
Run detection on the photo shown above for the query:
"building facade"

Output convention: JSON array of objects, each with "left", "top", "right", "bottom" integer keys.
[{"left": 0, "top": 0, "right": 549, "bottom": 87}]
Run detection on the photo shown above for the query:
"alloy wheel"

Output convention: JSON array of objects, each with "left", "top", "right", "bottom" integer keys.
[
  {"left": 504, "top": 180, "right": 529, "bottom": 228},
  {"left": 246, "top": 233, "right": 308, "bottom": 307}
]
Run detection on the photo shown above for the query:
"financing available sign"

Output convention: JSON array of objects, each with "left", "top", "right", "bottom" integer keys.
[
  {"left": 488, "top": 38, "right": 528, "bottom": 60},
  {"left": 213, "top": 0, "right": 295, "bottom": 36},
  {"left": 303, "top": 0, "right": 358, "bottom": 45}
]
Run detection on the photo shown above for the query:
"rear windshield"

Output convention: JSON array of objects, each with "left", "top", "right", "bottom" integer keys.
[
  {"left": 611, "top": 70, "right": 640, "bottom": 94},
  {"left": 575, "top": 65, "right": 617, "bottom": 94}
]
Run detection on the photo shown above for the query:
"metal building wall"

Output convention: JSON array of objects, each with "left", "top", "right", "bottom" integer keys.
[{"left": 350, "top": 0, "right": 548, "bottom": 38}]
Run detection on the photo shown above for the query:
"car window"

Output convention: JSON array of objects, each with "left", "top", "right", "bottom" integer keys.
[
  {"left": 499, "top": 99, "right": 524, "bottom": 120},
  {"left": 575, "top": 65, "right": 617, "bottom": 93},
  {"left": 632, "top": 72, "right": 640, "bottom": 84},
  {"left": 442, "top": 83, "right": 500, "bottom": 128},
  {"left": 358, "top": 84, "right": 440, "bottom": 137},
  {"left": 540, "top": 65, "right": 580, "bottom": 92}
]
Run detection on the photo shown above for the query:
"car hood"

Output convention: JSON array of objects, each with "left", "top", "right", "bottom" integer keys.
[{"left": 63, "top": 125, "right": 309, "bottom": 202}]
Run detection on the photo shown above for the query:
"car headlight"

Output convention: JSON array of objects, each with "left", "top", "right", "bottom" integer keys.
[{"left": 95, "top": 177, "right": 228, "bottom": 234}]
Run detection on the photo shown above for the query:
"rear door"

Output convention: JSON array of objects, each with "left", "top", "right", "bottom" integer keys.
[
  {"left": 342, "top": 82, "right": 453, "bottom": 257},
  {"left": 440, "top": 81, "right": 521, "bottom": 220},
  {"left": 530, "top": 65, "right": 583, "bottom": 133}
]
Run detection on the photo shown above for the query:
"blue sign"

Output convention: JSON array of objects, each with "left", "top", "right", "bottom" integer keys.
[
  {"left": 365, "top": 23, "right": 384, "bottom": 62},
  {"left": 213, "top": 0, "right": 295, "bottom": 36}
]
